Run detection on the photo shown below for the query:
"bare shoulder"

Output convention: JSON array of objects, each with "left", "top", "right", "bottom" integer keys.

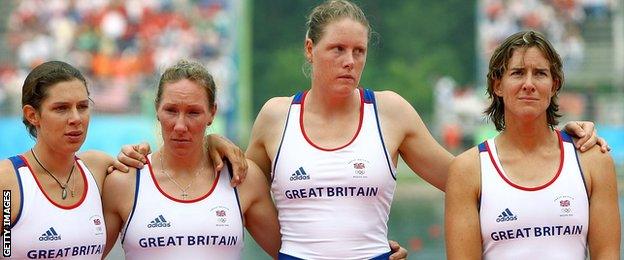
[
  {"left": 251, "top": 96, "right": 293, "bottom": 143},
  {"left": 578, "top": 144, "right": 615, "bottom": 166},
  {"left": 578, "top": 145, "right": 615, "bottom": 179},
  {"left": 447, "top": 147, "right": 481, "bottom": 191},
  {"left": 0, "top": 159, "right": 17, "bottom": 189},
  {"left": 79, "top": 150, "right": 114, "bottom": 164},
  {"left": 78, "top": 150, "right": 114, "bottom": 184},
  {"left": 78, "top": 150, "right": 114, "bottom": 173},
  {"left": 374, "top": 90, "right": 413, "bottom": 110},
  {"left": 103, "top": 169, "right": 137, "bottom": 198},
  {"left": 373, "top": 90, "right": 422, "bottom": 123},
  {"left": 452, "top": 147, "right": 481, "bottom": 170},
  {"left": 578, "top": 145, "right": 616, "bottom": 190},
  {"left": 0, "top": 159, "right": 14, "bottom": 174},
  {"left": 256, "top": 96, "right": 292, "bottom": 124}
]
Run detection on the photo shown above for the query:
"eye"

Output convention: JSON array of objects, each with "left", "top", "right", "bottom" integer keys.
[
  {"left": 78, "top": 104, "right": 90, "bottom": 110},
  {"left": 164, "top": 107, "right": 177, "bottom": 114},
  {"left": 54, "top": 105, "right": 68, "bottom": 111}
]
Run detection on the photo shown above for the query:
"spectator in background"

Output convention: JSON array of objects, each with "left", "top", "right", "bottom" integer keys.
[
  {"left": 479, "top": 0, "right": 591, "bottom": 75},
  {"left": 3, "top": 0, "right": 236, "bottom": 115}
]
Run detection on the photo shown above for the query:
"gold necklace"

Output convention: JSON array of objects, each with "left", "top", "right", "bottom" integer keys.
[
  {"left": 31, "top": 149, "right": 75, "bottom": 200},
  {"left": 159, "top": 152, "right": 203, "bottom": 199}
]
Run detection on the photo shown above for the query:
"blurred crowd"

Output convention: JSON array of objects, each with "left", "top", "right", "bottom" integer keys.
[
  {"left": 0, "top": 0, "right": 238, "bottom": 114},
  {"left": 479, "top": 0, "right": 618, "bottom": 74}
]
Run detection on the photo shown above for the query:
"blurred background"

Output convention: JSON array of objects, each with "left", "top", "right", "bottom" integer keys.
[{"left": 0, "top": 0, "right": 622, "bottom": 258}]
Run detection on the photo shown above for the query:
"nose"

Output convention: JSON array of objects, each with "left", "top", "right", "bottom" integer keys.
[
  {"left": 67, "top": 107, "right": 81, "bottom": 125},
  {"left": 173, "top": 114, "right": 188, "bottom": 132},
  {"left": 343, "top": 51, "right": 355, "bottom": 70},
  {"left": 522, "top": 75, "right": 536, "bottom": 93}
]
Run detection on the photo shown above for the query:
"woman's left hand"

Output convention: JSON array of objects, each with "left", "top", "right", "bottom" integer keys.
[
  {"left": 389, "top": 240, "right": 408, "bottom": 260},
  {"left": 206, "top": 134, "right": 248, "bottom": 187}
]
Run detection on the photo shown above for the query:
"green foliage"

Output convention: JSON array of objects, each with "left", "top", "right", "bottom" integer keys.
[{"left": 252, "top": 0, "right": 476, "bottom": 121}]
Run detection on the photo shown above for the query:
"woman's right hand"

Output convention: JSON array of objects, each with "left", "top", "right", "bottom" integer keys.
[{"left": 107, "top": 143, "right": 151, "bottom": 173}]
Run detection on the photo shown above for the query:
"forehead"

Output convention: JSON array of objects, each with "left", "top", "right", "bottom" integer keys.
[
  {"left": 508, "top": 46, "right": 550, "bottom": 68},
  {"left": 44, "top": 79, "right": 88, "bottom": 101},
  {"left": 161, "top": 79, "right": 209, "bottom": 103},
  {"left": 319, "top": 18, "right": 368, "bottom": 45}
]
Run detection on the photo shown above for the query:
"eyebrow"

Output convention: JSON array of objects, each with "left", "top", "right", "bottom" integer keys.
[{"left": 50, "top": 99, "right": 90, "bottom": 105}]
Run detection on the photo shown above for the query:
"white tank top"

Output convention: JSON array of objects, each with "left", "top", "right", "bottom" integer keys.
[
  {"left": 479, "top": 131, "right": 589, "bottom": 259},
  {"left": 272, "top": 89, "right": 397, "bottom": 259},
  {"left": 121, "top": 154, "right": 244, "bottom": 260},
  {"left": 7, "top": 155, "right": 106, "bottom": 259}
]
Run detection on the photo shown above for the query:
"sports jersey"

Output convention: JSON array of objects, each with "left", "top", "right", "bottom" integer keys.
[
  {"left": 272, "top": 88, "right": 396, "bottom": 259},
  {"left": 479, "top": 131, "right": 588, "bottom": 259},
  {"left": 6, "top": 155, "right": 106, "bottom": 259},
  {"left": 121, "top": 154, "right": 244, "bottom": 260}
]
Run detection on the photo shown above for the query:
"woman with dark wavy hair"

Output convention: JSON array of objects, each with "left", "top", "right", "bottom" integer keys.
[{"left": 445, "top": 31, "right": 620, "bottom": 259}]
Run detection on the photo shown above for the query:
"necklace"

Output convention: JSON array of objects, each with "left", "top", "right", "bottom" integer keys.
[
  {"left": 160, "top": 152, "right": 203, "bottom": 199},
  {"left": 31, "top": 149, "right": 75, "bottom": 200}
]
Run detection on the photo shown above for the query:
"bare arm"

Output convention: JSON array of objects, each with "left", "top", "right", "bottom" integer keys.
[
  {"left": 376, "top": 91, "right": 454, "bottom": 191},
  {"left": 245, "top": 97, "right": 291, "bottom": 179},
  {"left": 115, "top": 136, "right": 248, "bottom": 187},
  {"left": 445, "top": 148, "right": 482, "bottom": 259},
  {"left": 102, "top": 169, "right": 137, "bottom": 257},
  {"left": 580, "top": 147, "right": 621, "bottom": 259},
  {"left": 204, "top": 134, "right": 248, "bottom": 187},
  {"left": 0, "top": 160, "right": 19, "bottom": 236},
  {"left": 239, "top": 160, "right": 281, "bottom": 258}
]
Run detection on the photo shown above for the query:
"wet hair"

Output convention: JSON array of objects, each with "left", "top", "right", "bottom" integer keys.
[
  {"left": 485, "top": 30, "right": 564, "bottom": 131},
  {"left": 305, "top": 0, "right": 371, "bottom": 44},
  {"left": 21, "top": 61, "right": 89, "bottom": 138},
  {"left": 155, "top": 60, "right": 216, "bottom": 108}
]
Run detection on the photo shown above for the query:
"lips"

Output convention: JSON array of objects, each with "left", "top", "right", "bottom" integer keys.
[
  {"left": 65, "top": 130, "right": 84, "bottom": 142},
  {"left": 338, "top": 74, "right": 355, "bottom": 80},
  {"left": 171, "top": 138, "right": 191, "bottom": 143},
  {"left": 518, "top": 97, "right": 539, "bottom": 101},
  {"left": 65, "top": 130, "right": 83, "bottom": 137}
]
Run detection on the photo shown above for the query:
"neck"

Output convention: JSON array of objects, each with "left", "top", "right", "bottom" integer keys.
[
  {"left": 306, "top": 87, "right": 360, "bottom": 116},
  {"left": 498, "top": 117, "right": 557, "bottom": 152},
  {"left": 30, "top": 143, "right": 76, "bottom": 178},
  {"left": 159, "top": 146, "right": 209, "bottom": 176}
]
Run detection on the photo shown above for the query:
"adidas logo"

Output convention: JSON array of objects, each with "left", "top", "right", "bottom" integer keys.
[
  {"left": 38, "top": 227, "right": 61, "bottom": 241},
  {"left": 496, "top": 208, "right": 518, "bottom": 222},
  {"left": 147, "top": 215, "right": 171, "bottom": 228},
  {"left": 289, "top": 167, "right": 310, "bottom": 181}
]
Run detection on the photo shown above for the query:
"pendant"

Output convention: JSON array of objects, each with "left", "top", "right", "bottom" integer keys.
[
  {"left": 62, "top": 188, "right": 67, "bottom": 200},
  {"left": 181, "top": 192, "right": 188, "bottom": 199},
  {"left": 71, "top": 190, "right": 75, "bottom": 197}
]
